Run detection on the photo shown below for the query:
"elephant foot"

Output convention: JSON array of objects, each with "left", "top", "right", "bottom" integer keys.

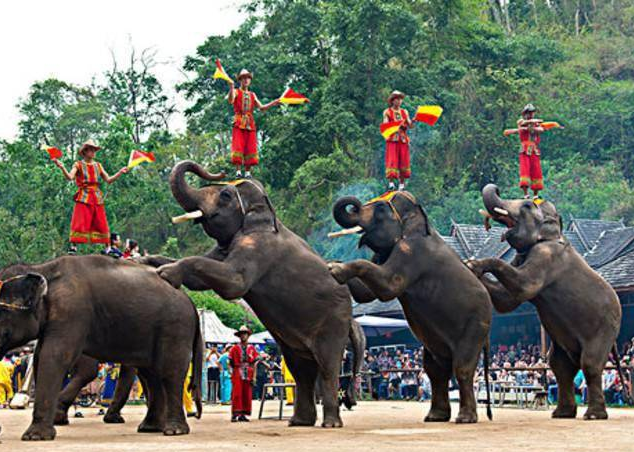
[
  {"left": 321, "top": 415, "right": 343, "bottom": 428},
  {"left": 137, "top": 420, "right": 164, "bottom": 433},
  {"left": 103, "top": 412, "right": 125, "bottom": 424},
  {"left": 552, "top": 406, "right": 577, "bottom": 419},
  {"left": 583, "top": 408, "right": 608, "bottom": 421},
  {"left": 455, "top": 410, "right": 478, "bottom": 424},
  {"left": 22, "top": 423, "right": 57, "bottom": 441},
  {"left": 288, "top": 414, "right": 316, "bottom": 427},
  {"left": 53, "top": 411, "right": 69, "bottom": 426},
  {"left": 163, "top": 421, "right": 190, "bottom": 436},
  {"left": 424, "top": 408, "right": 451, "bottom": 422}
]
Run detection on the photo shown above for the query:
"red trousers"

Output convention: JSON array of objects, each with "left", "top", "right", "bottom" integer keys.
[
  {"left": 69, "top": 202, "right": 110, "bottom": 244},
  {"left": 231, "top": 127, "right": 258, "bottom": 166},
  {"left": 231, "top": 376, "right": 253, "bottom": 415},
  {"left": 519, "top": 153, "right": 543, "bottom": 191},
  {"left": 385, "top": 141, "right": 410, "bottom": 180}
]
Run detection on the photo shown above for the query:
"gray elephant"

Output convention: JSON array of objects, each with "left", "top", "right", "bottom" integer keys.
[
  {"left": 467, "top": 184, "right": 622, "bottom": 420},
  {"left": 143, "top": 160, "right": 364, "bottom": 428},
  {"left": 328, "top": 191, "right": 492, "bottom": 423},
  {"left": 0, "top": 255, "right": 203, "bottom": 440}
]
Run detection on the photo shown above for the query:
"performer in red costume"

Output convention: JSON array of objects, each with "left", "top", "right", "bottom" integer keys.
[
  {"left": 383, "top": 90, "right": 413, "bottom": 191},
  {"left": 228, "top": 325, "right": 259, "bottom": 422},
  {"left": 226, "top": 69, "right": 281, "bottom": 178},
  {"left": 504, "top": 104, "right": 549, "bottom": 199},
  {"left": 52, "top": 140, "right": 128, "bottom": 252}
]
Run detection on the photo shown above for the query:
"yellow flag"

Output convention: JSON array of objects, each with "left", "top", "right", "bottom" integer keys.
[{"left": 213, "top": 59, "right": 233, "bottom": 83}]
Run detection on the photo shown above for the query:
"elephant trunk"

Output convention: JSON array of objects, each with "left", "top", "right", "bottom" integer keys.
[
  {"left": 482, "top": 184, "right": 509, "bottom": 217},
  {"left": 333, "top": 196, "right": 363, "bottom": 229},
  {"left": 169, "top": 160, "right": 225, "bottom": 212}
]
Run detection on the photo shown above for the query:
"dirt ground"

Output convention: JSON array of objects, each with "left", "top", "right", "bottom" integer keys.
[{"left": 1, "top": 401, "right": 633, "bottom": 452}]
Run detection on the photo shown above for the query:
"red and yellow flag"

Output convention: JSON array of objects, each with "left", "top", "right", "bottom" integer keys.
[
  {"left": 366, "top": 191, "right": 398, "bottom": 205},
  {"left": 380, "top": 121, "right": 403, "bottom": 140},
  {"left": 413, "top": 105, "right": 443, "bottom": 126},
  {"left": 213, "top": 59, "right": 233, "bottom": 83},
  {"left": 42, "top": 145, "right": 62, "bottom": 160},
  {"left": 127, "top": 150, "right": 156, "bottom": 169},
  {"left": 541, "top": 121, "right": 563, "bottom": 130},
  {"left": 279, "top": 87, "right": 309, "bottom": 105}
]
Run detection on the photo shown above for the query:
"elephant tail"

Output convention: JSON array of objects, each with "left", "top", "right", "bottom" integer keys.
[
  {"left": 612, "top": 343, "right": 633, "bottom": 406},
  {"left": 483, "top": 339, "right": 493, "bottom": 420},
  {"left": 344, "top": 319, "right": 366, "bottom": 409},
  {"left": 190, "top": 308, "right": 204, "bottom": 419}
]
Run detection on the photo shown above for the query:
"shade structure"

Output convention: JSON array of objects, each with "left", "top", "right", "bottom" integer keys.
[
  {"left": 199, "top": 310, "right": 237, "bottom": 344},
  {"left": 354, "top": 314, "right": 410, "bottom": 337},
  {"left": 250, "top": 330, "right": 275, "bottom": 344}
]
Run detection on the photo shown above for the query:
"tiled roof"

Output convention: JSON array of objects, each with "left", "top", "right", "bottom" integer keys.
[
  {"left": 585, "top": 227, "right": 634, "bottom": 268},
  {"left": 441, "top": 235, "right": 468, "bottom": 260},
  {"left": 597, "top": 251, "right": 634, "bottom": 290},
  {"left": 568, "top": 218, "right": 625, "bottom": 251},
  {"left": 563, "top": 231, "right": 587, "bottom": 254},
  {"left": 353, "top": 300, "right": 402, "bottom": 317}
]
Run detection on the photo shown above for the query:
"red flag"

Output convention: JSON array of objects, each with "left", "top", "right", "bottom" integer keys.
[
  {"left": 380, "top": 121, "right": 403, "bottom": 140},
  {"left": 127, "top": 150, "right": 156, "bottom": 169},
  {"left": 279, "top": 87, "right": 309, "bottom": 105},
  {"left": 42, "top": 145, "right": 63, "bottom": 160}
]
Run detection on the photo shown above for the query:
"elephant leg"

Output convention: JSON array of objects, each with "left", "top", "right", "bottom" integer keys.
[
  {"left": 161, "top": 355, "right": 190, "bottom": 436},
  {"left": 549, "top": 342, "right": 578, "bottom": 419},
  {"left": 581, "top": 343, "right": 610, "bottom": 420},
  {"left": 104, "top": 365, "right": 136, "bottom": 424},
  {"left": 137, "top": 370, "right": 166, "bottom": 433},
  {"left": 23, "top": 340, "right": 83, "bottom": 441},
  {"left": 424, "top": 349, "right": 451, "bottom": 422},
  {"left": 453, "top": 341, "right": 480, "bottom": 424},
  {"left": 282, "top": 347, "right": 318, "bottom": 427},
  {"left": 55, "top": 356, "right": 98, "bottom": 425}
]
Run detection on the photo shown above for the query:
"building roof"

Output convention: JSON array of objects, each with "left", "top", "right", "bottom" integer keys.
[
  {"left": 568, "top": 218, "right": 625, "bottom": 251},
  {"left": 585, "top": 227, "right": 634, "bottom": 268},
  {"left": 597, "top": 251, "right": 634, "bottom": 291}
]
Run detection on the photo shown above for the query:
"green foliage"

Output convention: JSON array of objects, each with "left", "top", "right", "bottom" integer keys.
[{"left": 187, "top": 291, "right": 264, "bottom": 332}]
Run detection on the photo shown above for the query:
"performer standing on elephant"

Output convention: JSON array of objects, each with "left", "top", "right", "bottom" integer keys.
[
  {"left": 504, "top": 104, "right": 546, "bottom": 199},
  {"left": 52, "top": 140, "right": 128, "bottom": 251},
  {"left": 228, "top": 325, "right": 259, "bottom": 422},
  {"left": 226, "top": 69, "right": 281, "bottom": 179},
  {"left": 383, "top": 91, "right": 413, "bottom": 191}
]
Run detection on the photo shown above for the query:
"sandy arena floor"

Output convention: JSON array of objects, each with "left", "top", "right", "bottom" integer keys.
[{"left": 1, "top": 401, "right": 633, "bottom": 452}]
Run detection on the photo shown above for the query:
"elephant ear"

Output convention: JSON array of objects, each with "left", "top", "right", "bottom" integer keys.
[
  {"left": 537, "top": 201, "right": 562, "bottom": 242},
  {"left": 242, "top": 197, "right": 278, "bottom": 234},
  {"left": 394, "top": 193, "right": 430, "bottom": 236},
  {"left": 0, "top": 273, "right": 47, "bottom": 312}
]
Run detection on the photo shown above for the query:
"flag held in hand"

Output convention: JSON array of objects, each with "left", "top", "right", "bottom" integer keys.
[
  {"left": 541, "top": 121, "right": 564, "bottom": 130},
  {"left": 42, "top": 145, "right": 62, "bottom": 160},
  {"left": 279, "top": 87, "right": 309, "bottom": 105},
  {"left": 380, "top": 121, "right": 403, "bottom": 140},
  {"left": 413, "top": 105, "right": 443, "bottom": 126},
  {"left": 213, "top": 59, "right": 233, "bottom": 83},
  {"left": 128, "top": 150, "right": 156, "bottom": 169}
]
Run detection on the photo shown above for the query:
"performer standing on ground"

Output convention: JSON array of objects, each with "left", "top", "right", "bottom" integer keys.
[
  {"left": 228, "top": 325, "right": 259, "bottom": 422},
  {"left": 52, "top": 140, "right": 128, "bottom": 251},
  {"left": 383, "top": 91, "right": 413, "bottom": 191},
  {"left": 504, "top": 104, "right": 547, "bottom": 199},
  {"left": 225, "top": 69, "right": 281, "bottom": 178}
]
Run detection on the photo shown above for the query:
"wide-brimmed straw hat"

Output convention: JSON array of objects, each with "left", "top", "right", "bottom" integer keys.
[
  {"left": 237, "top": 69, "right": 253, "bottom": 81},
  {"left": 78, "top": 139, "right": 101, "bottom": 156},
  {"left": 234, "top": 325, "right": 253, "bottom": 337},
  {"left": 387, "top": 90, "right": 405, "bottom": 105}
]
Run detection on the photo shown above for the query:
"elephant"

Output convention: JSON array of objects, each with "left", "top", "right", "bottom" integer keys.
[
  {"left": 466, "top": 184, "right": 622, "bottom": 420},
  {"left": 328, "top": 190, "right": 492, "bottom": 423},
  {"left": 0, "top": 255, "right": 203, "bottom": 441},
  {"left": 143, "top": 160, "right": 364, "bottom": 428},
  {"left": 55, "top": 356, "right": 138, "bottom": 425}
]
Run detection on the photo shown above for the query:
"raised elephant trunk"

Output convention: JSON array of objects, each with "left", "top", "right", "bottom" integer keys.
[
  {"left": 333, "top": 196, "right": 363, "bottom": 229},
  {"left": 169, "top": 160, "right": 225, "bottom": 212},
  {"left": 482, "top": 184, "right": 510, "bottom": 217}
]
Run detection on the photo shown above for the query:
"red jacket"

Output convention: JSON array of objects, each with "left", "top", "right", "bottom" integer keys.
[{"left": 229, "top": 343, "right": 259, "bottom": 381}]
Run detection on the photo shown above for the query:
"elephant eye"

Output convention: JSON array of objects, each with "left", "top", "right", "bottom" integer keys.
[{"left": 219, "top": 189, "right": 233, "bottom": 202}]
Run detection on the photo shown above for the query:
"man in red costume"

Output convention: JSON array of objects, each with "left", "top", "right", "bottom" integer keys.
[
  {"left": 228, "top": 325, "right": 259, "bottom": 422},
  {"left": 226, "top": 69, "right": 281, "bottom": 178},
  {"left": 383, "top": 90, "right": 413, "bottom": 191},
  {"left": 52, "top": 140, "right": 128, "bottom": 252},
  {"left": 504, "top": 104, "right": 547, "bottom": 199}
]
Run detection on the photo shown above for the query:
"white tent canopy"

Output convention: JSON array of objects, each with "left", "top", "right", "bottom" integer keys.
[
  {"left": 250, "top": 330, "right": 274, "bottom": 344},
  {"left": 354, "top": 315, "right": 409, "bottom": 328},
  {"left": 198, "top": 310, "right": 237, "bottom": 344}
]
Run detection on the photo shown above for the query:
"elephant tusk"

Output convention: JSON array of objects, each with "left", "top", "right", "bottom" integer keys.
[
  {"left": 172, "top": 210, "right": 204, "bottom": 224},
  {"left": 493, "top": 207, "right": 509, "bottom": 216},
  {"left": 328, "top": 226, "right": 363, "bottom": 238},
  {"left": 478, "top": 209, "right": 492, "bottom": 218}
]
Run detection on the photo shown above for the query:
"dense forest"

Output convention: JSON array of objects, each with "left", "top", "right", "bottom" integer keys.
[{"left": 2, "top": 0, "right": 634, "bottom": 270}]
